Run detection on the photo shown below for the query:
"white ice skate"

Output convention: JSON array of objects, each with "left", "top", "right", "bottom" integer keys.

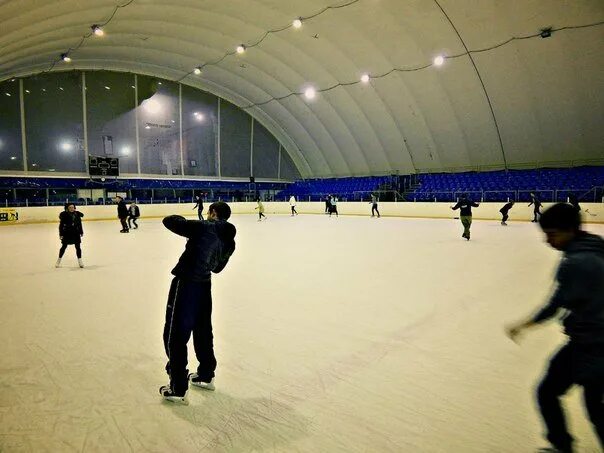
[
  {"left": 55, "top": 258, "right": 62, "bottom": 268},
  {"left": 188, "top": 373, "right": 215, "bottom": 391},
  {"left": 78, "top": 258, "right": 84, "bottom": 268}
]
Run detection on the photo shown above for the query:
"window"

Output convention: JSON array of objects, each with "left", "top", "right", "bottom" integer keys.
[
  {"left": 182, "top": 85, "right": 218, "bottom": 176},
  {"left": 220, "top": 99, "right": 251, "bottom": 177},
  {"left": 0, "top": 79, "right": 23, "bottom": 171},
  {"left": 252, "top": 120, "right": 279, "bottom": 179}
]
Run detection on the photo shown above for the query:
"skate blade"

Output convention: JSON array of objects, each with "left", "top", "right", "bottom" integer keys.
[
  {"left": 163, "top": 395, "right": 189, "bottom": 405},
  {"left": 190, "top": 382, "right": 215, "bottom": 391}
]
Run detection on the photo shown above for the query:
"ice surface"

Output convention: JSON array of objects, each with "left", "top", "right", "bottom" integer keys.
[{"left": 1, "top": 214, "right": 602, "bottom": 452}]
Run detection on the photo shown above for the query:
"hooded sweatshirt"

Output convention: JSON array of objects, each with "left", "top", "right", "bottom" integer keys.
[
  {"left": 163, "top": 215, "right": 236, "bottom": 282},
  {"left": 532, "top": 231, "right": 604, "bottom": 344}
]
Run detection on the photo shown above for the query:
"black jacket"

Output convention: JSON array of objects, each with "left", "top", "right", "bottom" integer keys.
[
  {"left": 529, "top": 197, "right": 542, "bottom": 209},
  {"left": 129, "top": 205, "right": 140, "bottom": 217},
  {"left": 59, "top": 210, "right": 84, "bottom": 244},
  {"left": 117, "top": 200, "right": 129, "bottom": 218},
  {"left": 500, "top": 202, "right": 514, "bottom": 214},
  {"left": 532, "top": 232, "right": 604, "bottom": 344},
  {"left": 452, "top": 199, "right": 479, "bottom": 216},
  {"left": 163, "top": 215, "right": 236, "bottom": 282}
]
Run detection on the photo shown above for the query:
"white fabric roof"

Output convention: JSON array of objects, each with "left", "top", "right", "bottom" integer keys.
[{"left": 1, "top": 0, "right": 603, "bottom": 177}]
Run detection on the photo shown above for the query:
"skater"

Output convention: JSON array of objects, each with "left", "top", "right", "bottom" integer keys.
[
  {"left": 128, "top": 202, "right": 140, "bottom": 229},
  {"left": 451, "top": 194, "right": 479, "bottom": 240},
  {"left": 289, "top": 195, "right": 298, "bottom": 216},
  {"left": 160, "top": 201, "right": 236, "bottom": 404},
  {"left": 325, "top": 195, "right": 331, "bottom": 214},
  {"left": 499, "top": 201, "right": 515, "bottom": 225},
  {"left": 115, "top": 195, "right": 129, "bottom": 233},
  {"left": 506, "top": 203, "right": 604, "bottom": 453},
  {"left": 56, "top": 203, "right": 84, "bottom": 268},
  {"left": 329, "top": 195, "right": 339, "bottom": 217},
  {"left": 193, "top": 194, "right": 204, "bottom": 220},
  {"left": 370, "top": 194, "right": 380, "bottom": 218},
  {"left": 255, "top": 197, "right": 266, "bottom": 221},
  {"left": 529, "top": 192, "right": 542, "bottom": 222},
  {"left": 568, "top": 193, "right": 581, "bottom": 214}
]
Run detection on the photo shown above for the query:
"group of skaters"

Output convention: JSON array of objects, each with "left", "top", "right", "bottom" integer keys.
[
  {"left": 452, "top": 192, "right": 584, "bottom": 241},
  {"left": 116, "top": 195, "right": 141, "bottom": 233}
]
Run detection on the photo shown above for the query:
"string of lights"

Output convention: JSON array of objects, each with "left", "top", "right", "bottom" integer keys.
[
  {"left": 238, "top": 20, "right": 604, "bottom": 109},
  {"left": 42, "top": 0, "right": 136, "bottom": 74},
  {"left": 176, "top": 0, "right": 362, "bottom": 82}
]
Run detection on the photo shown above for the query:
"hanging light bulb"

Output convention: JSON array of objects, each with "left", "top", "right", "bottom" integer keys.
[
  {"left": 61, "top": 53, "right": 72, "bottom": 62},
  {"left": 92, "top": 25, "right": 104, "bottom": 36},
  {"left": 236, "top": 45, "right": 246, "bottom": 54},
  {"left": 433, "top": 55, "right": 445, "bottom": 66},
  {"left": 292, "top": 18, "right": 302, "bottom": 28},
  {"left": 304, "top": 87, "right": 316, "bottom": 100},
  {"left": 193, "top": 67, "right": 202, "bottom": 75},
  {"left": 361, "top": 74, "right": 370, "bottom": 83}
]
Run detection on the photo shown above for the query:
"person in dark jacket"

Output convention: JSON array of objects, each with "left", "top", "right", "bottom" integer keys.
[
  {"left": 325, "top": 195, "right": 331, "bottom": 214},
  {"left": 499, "top": 201, "right": 515, "bottom": 226},
  {"left": 115, "top": 196, "right": 129, "bottom": 233},
  {"left": 568, "top": 193, "right": 581, "bottom": 214},
  {"left": 451, "top": 194, "right": 479, "bottom": 240},
  {"left": 159, "top": 201, "right": 236, "bottom": 404},
  {"left": 193, "top": 194, "right": 204, "bottom": 220},
  {"left": 370, "top": 194, "right": 380, "bottom": 218},
  {"left": 506, "top": 203, "right": 604, "bottom": 452},
  {"left": 127, "top": 202, "right": 140, "bottom": 229},
  {"left": 56, "top": 203, "right": 84, "bottom": 268},
  {"left": 529, "top": 192, "right": 543, "bottom": 222}
]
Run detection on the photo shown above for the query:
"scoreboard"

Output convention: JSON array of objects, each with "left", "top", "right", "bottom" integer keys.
[{"left": 89, "top": 156, "right": 119, "bottom": 177}]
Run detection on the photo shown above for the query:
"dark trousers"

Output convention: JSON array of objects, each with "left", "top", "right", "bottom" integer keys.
[
  {"left": 329, "top": 206, "right": 338, "bottom": 217},
  {"left": 197, "top": 209, "right": 203, "bottom": 220},
  {"left": 460, "top": 215, "right": 472, "bottom": 238},
  {"left": 533, "top": 209, "right": 541, "bottom": 222},
  {"left": 291, "top": 206, "right": 297, "bottom": 215},
  {"left": 325, "top": 203, "right": 330, "bottom": 213},
  {"left": 119, "top": 217, "right": 129, "bottom": 231},
  {"left": 501, "top": 213, "right": 509, "bottom": 223},
  {"left": 537, "top": 342, "right": 604, "bottom": 451},
  {"left": 163, "top": 277, "right": 216, "bottom": 394},
  {"left": 59, "top": 243, "right": 81, "bottom": 258},
  {"left": 372, "top": 204, "right": 380, "bottom": 217},
  {"left": 259, "top": 212, "right": 266, "bottom": 219},
  {"left": 128, "top": 216, "right": 138, "bottom": 228}
]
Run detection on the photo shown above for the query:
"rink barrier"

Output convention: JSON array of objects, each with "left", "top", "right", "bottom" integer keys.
[{"left": 1, "top": 202, "right": 603, "bottom": 225}]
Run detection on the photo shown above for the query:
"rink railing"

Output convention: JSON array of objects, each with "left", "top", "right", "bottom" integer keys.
[{"left": 405, "top": 187, "right": 604, "bottom": 203}]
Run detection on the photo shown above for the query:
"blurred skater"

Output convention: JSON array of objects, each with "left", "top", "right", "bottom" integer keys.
[
  {"left": 193, "top": 194, "right": 204, "bottom": 220},
  {"left": 255, "top": 198, "right": 267, "bottom": 221},
  {"left": 529, "top": 192, "right": 542, "bottom": 222},
  {"left": 56, "top": 203, "right": 84, "bottom": 268},
  {"left": 329, "top": 195, "right": 339, "bottom": 217},
  {"left": 115, "top": 195, "right": 129, "bottom": 233},
  {"left": 128, "top": 202, "right": 140, "bottom": 229},
  {"left": 370, "top": 194, "right": 380, "bottom": 218},
  {"left": 451, "top": 194, "right": 479, "bottom": 240},
  {"left": 500, "top": 201, "right": 514, "bottom": 225},
  {"left": 289, "top": 195, "right": 298, "bottom": 216}
]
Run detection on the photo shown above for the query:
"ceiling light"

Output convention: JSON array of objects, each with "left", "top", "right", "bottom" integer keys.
[
  {"left": 433, "top": 55, "right": 445, "bottom": 66},
  {"left": 292, "top": 18, "right": 302, "bottom": 28},
  {"left": 194, "top": 112, "right": 204, "bottom": 121},
  {"left": 236, "top": 45, "right": 246, "bottom": 54},
  {"left": 60, "top": 142, "right": 73, "bottom": 151},
  {"left": 157, "top": 81, "right": 162, "bottom": 85},
  {"left": 92, "top": 25, "right": 104, "bottom": 36},
  {"left": 121, "top": 146, "right": 131, "bottom": 155},
  {"left": 25, "top": 90, "right": 30, "bottom": 94},
  {"left": 10, "top": 156, "right": 16, "bottom": 160},
  {"left": 304, "top": 87, "right": 316, "bottom": 100},
  {"left": 32, "top": 163, "right": 37, "bottom": 167},
  {"left": 5, "top": 92, "right": 10, "bottom": 97},
  {"left": 361, "top": 74, "right": 370, "bottom": 83},
  {"left": 143, "top": 98, "right": 160, "bottom": 114},
  {"left": 61, "top": 53, "right": 71, "bottom": 62},
  {"left": 193, "top": 67, "right": 202, "bottom": 75},
  {"left": 145, "top": 125, "right": 151, "bottom": 129},
  {"left": 104, "top": 86, "right": 111, "bottom": 90},
  {"left": 131, "top": 85, "right": 135, "bottom": 89},
  {"left": 59, "top": 87, "right": 64, "bottom": 91},
  {"left": 42, "top": 89, "right": 46, "bottom": 92}
]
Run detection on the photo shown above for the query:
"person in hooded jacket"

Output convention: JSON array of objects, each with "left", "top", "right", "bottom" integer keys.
[
  {"left": 159, "top": 201, "right": 236, "bottom": 404},
  {"left": 56, "top": 203, "right": 84, "bottom": 268},
  {"left": 115, "top": 195, "right": 129, "bottom": 233},
  {"left": 507, "top": 203, "right": 604, "bottom": 453},
  {"left": 128, "top": 202, "right": 140, "bottom": 229}
]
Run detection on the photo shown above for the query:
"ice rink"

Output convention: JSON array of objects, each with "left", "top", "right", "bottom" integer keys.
[{"left": 1, "top": 213, "right": 603, "bottom": 452}]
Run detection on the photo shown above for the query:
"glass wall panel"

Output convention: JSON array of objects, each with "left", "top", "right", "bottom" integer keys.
[
  {"left": 281, "top": 148, "right": 301, "bottom": 180},
  {"left": 0, "top": 79, "right": 23, "bottom": 171},
  {"left": 86, "top": 71, "right": 137, "bottom": 174},
  {"left": 220, "top": 100, "right": 251, "bottom": 177},
  {"left": 137, "top": 76, "right": 180, "bottom": 175},
  {"left": 24, "top": 72, "right": 85, "bottom": 172},
  {"left": 252, "top": 120, "right": 279, "bottom": 179},
  {"left": 182, "top": 85, "right": 218, "bottom": 177}
]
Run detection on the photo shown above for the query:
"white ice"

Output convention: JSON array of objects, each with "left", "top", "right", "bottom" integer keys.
[{"left": 1, "top": 214, "right": 603, "bottom": 452}]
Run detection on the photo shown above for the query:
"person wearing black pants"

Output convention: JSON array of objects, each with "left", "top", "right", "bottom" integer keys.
[
  {"left": 56, "top": 203, "right": 84, "bottom": 268},
  {"left": 115, "top": 196, "right": 129, "bottom": 233},
  {"left": 499, "top": 201, "right": 514, "bottom": 225},
  {"left": 529, "top": 192, "right": 542, "bottom": 222},
  {"left": 160, "top": 202, "right": 236, "bottom": 404},
  {"left": 128, "top": 202, "right": 140, "bottom": 229},
  {"left": 325, "top": 195, "right": 331, "bottom": 214},
  {"left": 370, "top": 194, "right": 380, "bottom": 218},
  {"left": 193, "top": 195, "right": 204, "bottom": 220},
  {"left": 507, "top": 204, "right": 604, "bottom": 453}
]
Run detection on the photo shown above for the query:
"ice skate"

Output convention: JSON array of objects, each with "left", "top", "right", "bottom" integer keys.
[
  {"left": 55, "top": 258, "right": 62, "bottom": 268},
  {"left": 78, "top": 258, "right": 84, "bottom": 268},
  {"left": 159, "top": 385, "right": 188, "bottom": 405},
  {"left": 188, "top": 373, "right": 215, "bottom": 391}
]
